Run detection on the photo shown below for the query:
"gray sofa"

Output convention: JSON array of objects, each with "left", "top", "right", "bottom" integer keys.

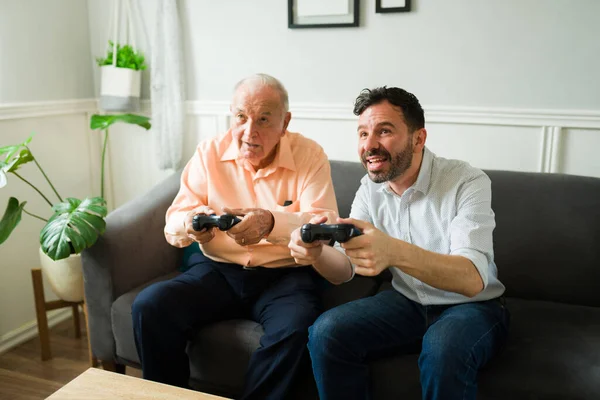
[{"left": 82, "top": 160, "right": 600, "bottom": 399}]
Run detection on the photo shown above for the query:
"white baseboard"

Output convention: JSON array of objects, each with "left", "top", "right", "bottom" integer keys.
[{"left": 0, "top": 309, "right": 72, "bottom": 356}]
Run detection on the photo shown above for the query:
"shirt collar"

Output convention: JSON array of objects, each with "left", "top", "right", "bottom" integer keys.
[
  {"left": 220, "top": 130, "right": 296, "bottom": 172},
  {"left": 376, "top": 146, "right": 433, "bottom": 195},
  {"left": 220, "top": 130, "right": 239, "bottom": 162},
  {"left": 272, "top": 132, "right": 296, "bottom": 171},
  {"left": 412, "top": 146, "right": 433, "bottom": 195}
]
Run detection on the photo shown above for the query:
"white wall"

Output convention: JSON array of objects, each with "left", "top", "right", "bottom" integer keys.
[
  {"left": 183, "top": 0, "right": 600, "bottom": 109},
  {"left": 0, "top": 0, "right": 95, "bottom": 102},
  {"left": 0, "top": 0, "right": 96, "bottom": 348},
  {"left": 84, "top": 0, "right": 600, "bottom": 207},
  {"left": 86, "top": 0, "right": 600, "bottom": 109}
]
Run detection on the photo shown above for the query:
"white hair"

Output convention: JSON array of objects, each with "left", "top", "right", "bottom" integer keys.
[{"left": 233, "top": 73, "right": 289, "bottom": 112}]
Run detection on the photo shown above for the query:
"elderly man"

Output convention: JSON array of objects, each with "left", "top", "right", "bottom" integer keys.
[
  {"left": 289, "top": 86, "right": 509, "bottom": 400},
  {"left": 132, "top": 74, "right": 338, "bottom": 399}
]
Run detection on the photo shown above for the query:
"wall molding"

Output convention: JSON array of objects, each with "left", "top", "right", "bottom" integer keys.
[
  {"left": 539, "top": 126, "right": 563, "bottom": 173},
  {"left": 1, "top": 98, "right": 599, "bottom": 130},
  {"left": 185, "top": 101, "right": 600, "bottom": 129},
  {"left": 0, "top": 309, "right": 71, "bottom": 356},
  {"left": 425, "top": 106, "right": 600, "bottom": 129},
  {"left": 0, "top": 99, "right": 97, "bottom": 121}
]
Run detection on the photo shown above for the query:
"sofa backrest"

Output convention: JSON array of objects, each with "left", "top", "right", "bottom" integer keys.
[
  {"left": 329, "top": 161, "right": 600, "bottom": 308},
  {"left": 329, "top": 160, "right": 365, "bottom": 218},
  {"left": 485, "top": 170, "right": 600, "bottom": 307}
]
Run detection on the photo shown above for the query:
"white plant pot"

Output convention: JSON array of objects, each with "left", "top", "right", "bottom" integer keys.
[
  {"left": 99, "top": 65, "right": 141, "bottom": 112},
  {"left": 39, "top": 247, "right": 84, "bottom": 303}
]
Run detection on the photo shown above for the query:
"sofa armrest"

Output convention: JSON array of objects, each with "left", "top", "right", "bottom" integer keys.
[{"left": 82, "top": 171, "right": 182, "bottom": 361}]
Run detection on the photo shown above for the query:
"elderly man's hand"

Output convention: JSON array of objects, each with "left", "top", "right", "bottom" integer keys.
[
  {"left": 184, "top": 206, "right": 216, "bottom": 244},
  {"left": 223, "top": 207, "right": 275, "bottom": 246},
  {"left": 289, "top": 215, "right": 328, "bottom": 265}
]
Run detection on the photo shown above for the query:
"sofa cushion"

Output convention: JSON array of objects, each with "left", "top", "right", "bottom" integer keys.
[
  {"left": 187, "top": 319, "right": 262, "bottom": 396},
  {"left": 485, "top": 170, "right": 600, "bottom": 307},
  {"left": 112, "top": 271, "right": 180, "bottom": 364},
  {"left": 370, "top": 297, "right": 600, "bottom": 399},
  {"left": 478, "top": 297, "right": 600, "bottom": 399},
  {"left": 111, "top": 270, "right": 380, "bottom": 395}
]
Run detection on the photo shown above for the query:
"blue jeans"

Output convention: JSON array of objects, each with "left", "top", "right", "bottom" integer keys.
[
  {"left": 131, "top": 252, "right": 322, "bottom": 400},
  {"left": 308, "top": 289, "right": 510, "bottom": 400}
]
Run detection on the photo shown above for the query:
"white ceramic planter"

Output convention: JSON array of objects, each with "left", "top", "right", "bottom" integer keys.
[
  {"left": 99, "top": 65, "right": 141, "bottom": 111},
  {"left": 39, "top": 247, "right": 84, "bottom": 302}
]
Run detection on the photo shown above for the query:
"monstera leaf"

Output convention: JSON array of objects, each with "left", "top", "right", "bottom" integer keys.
[
  {"left": 6, "top": 148, "right": 34, "bottom": 172},
  {"left": 90, "top": 114, "right": 151, "bottom": 131},
  {"left": 40, "top": 197, "right": 107, "bottom": 261},
  {"left": 0, "top": 197, "right": 27, "bottom": 245},
  {"left": 0, "top": 134, "right": 34, "bottom": 172}
]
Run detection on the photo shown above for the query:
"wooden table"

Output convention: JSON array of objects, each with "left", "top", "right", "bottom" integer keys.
[{"left": 46, "top": 368, "right": 231, "bottom": 400}]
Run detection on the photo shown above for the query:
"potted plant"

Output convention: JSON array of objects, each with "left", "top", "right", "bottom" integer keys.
[
  {"left": 0, "top": 115, "right": 150, "bottom": 302},
  {"left": 97, "top": 40, "right": 147, "bottom": 112},
  {"left": 0, "top": 135, "right": 107, "bottom": 301}
]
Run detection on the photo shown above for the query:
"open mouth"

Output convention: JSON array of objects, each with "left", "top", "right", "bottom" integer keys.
[{"left": 365, "top": 156, "right": 388, "bottom": 171}]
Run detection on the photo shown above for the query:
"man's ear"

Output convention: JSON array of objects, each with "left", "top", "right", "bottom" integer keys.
[
  {"left": 413, "top": 128, "right": 427, "bottom": 152},
  {"left": 282, "top": 111, "right": 292, "bottom": 134}
]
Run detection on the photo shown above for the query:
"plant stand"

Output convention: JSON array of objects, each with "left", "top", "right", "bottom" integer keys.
[{"left": 31, "top": 268, "right": 98, "bottom": 367}]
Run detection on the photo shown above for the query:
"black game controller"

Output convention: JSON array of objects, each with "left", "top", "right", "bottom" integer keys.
[
  {"left": 301, "top": 223, "right": 362, "bottom": 244},
  {"left": 192, "top": 214, "right": 241, "bottom": 231}
]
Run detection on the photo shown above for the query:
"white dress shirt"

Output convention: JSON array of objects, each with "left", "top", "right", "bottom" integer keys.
[{"left": 348, "top": 147, "right": 506, "bottom": 305}]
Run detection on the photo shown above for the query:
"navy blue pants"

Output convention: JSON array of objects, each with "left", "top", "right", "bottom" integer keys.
[
  {"left": 132, "top": 252, "right": 323, "bottom": 400},
  {"left": 308, "top": 289, "right": 510, "bottom": 400}
]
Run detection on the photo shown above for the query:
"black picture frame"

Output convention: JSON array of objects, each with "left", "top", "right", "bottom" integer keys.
[
  {"left": 375, "top": 0, "right": 411, "bottom": 13},
  {"left": 288, "top": 0, "right": 360, "bottom": 29}
]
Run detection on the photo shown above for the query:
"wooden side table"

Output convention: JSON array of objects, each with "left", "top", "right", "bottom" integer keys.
[{"left": 31, "top": 268, "right": 98, "bottom": 367}]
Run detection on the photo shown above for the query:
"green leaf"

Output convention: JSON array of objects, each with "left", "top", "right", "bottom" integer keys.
[
  {"left": 40, "top": 197, "right": 107, "bottom": 261},
  {"left": 96, "top": 40, "right": 146, "bottom": 70},
  {"left": 6, "top": 148, "right": 34, "bottom": 172},
  {"left": 22, "top": 133, "right": 34, "bottom": 147},
  {"left": 90, "top": 114, "right": 151, "bottom": 131},
  {"left": 0, "top": 134, "right": 35, "bottom": 166},
  {"left": 0, "top": 145, "right": 20, "bottom": 157},
  {"left": 0, "top": 197, "right": 26, "bottom": 245},
  {"left": 51, "top": 197, "right": 81, "bottom": 214}
]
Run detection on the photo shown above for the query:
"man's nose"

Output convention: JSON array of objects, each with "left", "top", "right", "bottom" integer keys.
[
  {"left": 363, "top": 133, "right": 380, "bottom": 152},
  {"left": 243, "top": 119, "right": 258, "bottom": 139}
]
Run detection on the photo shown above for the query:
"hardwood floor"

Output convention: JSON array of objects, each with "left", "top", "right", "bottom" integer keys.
[{"left": 0, "top": 314, "right": 141, "bottom": 400}]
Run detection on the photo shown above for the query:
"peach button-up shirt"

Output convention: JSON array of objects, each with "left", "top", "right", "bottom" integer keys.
[{"left": 165, "top": 129, "right": 339, "bottom": 268}]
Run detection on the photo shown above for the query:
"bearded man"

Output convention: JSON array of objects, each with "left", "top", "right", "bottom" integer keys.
[{"left": 288, "top": 86, "right": 510, "bottom": 400}]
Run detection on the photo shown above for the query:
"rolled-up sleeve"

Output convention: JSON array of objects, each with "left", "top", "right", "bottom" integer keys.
[{"left": 449, "top": 173, "right": 495, "bottom": 289}]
